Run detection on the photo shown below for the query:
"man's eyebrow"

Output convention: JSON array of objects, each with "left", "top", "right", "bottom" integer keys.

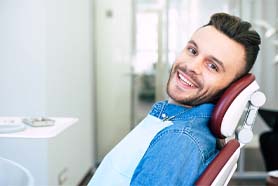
[
  {"left": 188, "top": 40, "right": 198, "bottom": 48},
  {"left": 209, "top": 56, "right": 226, "bottom": 72}
]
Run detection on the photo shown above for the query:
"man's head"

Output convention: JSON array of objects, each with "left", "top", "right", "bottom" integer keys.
[
  {"left": 167, "top": 12, "right": 261, "bottom": 107},
  {"left": 204, "top": 13, "right": 261, "bottom": 75}
]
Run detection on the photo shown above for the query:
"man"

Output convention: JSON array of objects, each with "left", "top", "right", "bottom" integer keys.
[{"left": 89, "top": 12, "right": 261, "bottom": 185}]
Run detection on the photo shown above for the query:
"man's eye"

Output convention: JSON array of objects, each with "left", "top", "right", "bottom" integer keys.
[
  {"left": 208, "top": 63, "right": 218, "bottom": 72},
  {"left": 188, "top": 47, "right": 197, "bottom": 55}
]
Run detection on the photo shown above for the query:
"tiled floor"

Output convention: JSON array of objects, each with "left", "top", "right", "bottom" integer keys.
[
  {"left": 78, "top": 169, "right": 94, "bottom": 186},
  {"left": 229, "top": 179, "right": 266, "bottom": 186},
  {"left": 228, "top": 147, "right": 267, "bottom": 186},
  {"left": 82, "top": 174, "right": 267, "bottom": 186}
]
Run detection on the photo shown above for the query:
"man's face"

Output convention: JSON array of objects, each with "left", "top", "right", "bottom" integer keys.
[{"left": 167, "top": 26, "right": 245, "bottom": 106}]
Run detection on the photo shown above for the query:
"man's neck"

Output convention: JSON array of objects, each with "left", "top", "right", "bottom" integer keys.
[{"left": 168, "top": 98, "right": 193, "bottom": 108}]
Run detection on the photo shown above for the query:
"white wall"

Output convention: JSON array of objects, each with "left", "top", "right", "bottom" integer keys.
[
  {"left": 0, "top": 0, "right": 47, "bottom": 116},
  {"left": 94, "top": 0, "right": 132, "bottom": 162},
  {"left": 0, "top": 0, "right": 95, "bottom": 182},
  {"left": 44, "top": 0, "right": 95, "bottom": 175}
]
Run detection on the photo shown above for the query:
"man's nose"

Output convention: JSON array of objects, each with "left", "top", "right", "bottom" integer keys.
[{"left": 186, "top": 56, "right": 203, "bottom": 75}]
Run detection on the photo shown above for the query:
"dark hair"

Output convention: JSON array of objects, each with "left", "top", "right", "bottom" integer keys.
[{"left": 204, "top": 13, "right": 261, "bottom": 76}]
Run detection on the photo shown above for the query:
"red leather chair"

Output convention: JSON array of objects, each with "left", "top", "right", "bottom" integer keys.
[{"left": 195, "top": 74, "right": 266, "bottom": 186}]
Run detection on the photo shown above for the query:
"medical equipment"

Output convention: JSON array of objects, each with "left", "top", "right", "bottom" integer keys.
[{"left": 22, "top": 117, "right": 55, "bottom": 127}]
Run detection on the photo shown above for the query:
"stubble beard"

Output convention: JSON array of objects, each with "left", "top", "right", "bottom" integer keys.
[{"left": 166, "top": 65, "right": 222, "bottom": 106}]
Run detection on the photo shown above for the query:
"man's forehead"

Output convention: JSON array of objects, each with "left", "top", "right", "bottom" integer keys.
[{"left": 189, "top": 26, "right": 246, "bottom": 75}]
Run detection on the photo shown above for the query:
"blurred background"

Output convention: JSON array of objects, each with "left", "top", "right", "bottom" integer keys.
[{"left": 0, "top": 0, "right": 277, "bottom": 185}]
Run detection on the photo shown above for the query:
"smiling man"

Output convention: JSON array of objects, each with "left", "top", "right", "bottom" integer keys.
[
  {"left": 88, "top": 13, "right": 261, "bottom": 186},
  {"left": 167, "top": 25, "right": 246, "bottom": 107}
]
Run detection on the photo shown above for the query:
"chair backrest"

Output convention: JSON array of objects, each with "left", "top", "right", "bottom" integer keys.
[{"left": 195, "top": 73, "right": 266, "bottom": 186}]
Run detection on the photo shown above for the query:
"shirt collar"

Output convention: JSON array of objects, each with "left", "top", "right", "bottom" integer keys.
[{"left": 149, "top": 100, "right": 215, "bottom": 121}]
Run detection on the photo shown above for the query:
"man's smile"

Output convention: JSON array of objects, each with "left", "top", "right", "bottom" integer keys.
[{"left": 176, "top": 70, "right": 199, "bottom": 89}]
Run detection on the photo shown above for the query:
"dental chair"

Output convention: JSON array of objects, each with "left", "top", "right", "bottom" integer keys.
[{"left": 195, "top": 73, "right": 266, "bottom": 186}]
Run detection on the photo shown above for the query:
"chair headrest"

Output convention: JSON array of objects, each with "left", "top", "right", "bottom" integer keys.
[{"left": 210, "top": 74, "right": 259, "bottom": 139}]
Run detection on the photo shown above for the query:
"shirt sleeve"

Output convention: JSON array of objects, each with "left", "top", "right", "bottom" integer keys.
[{"left": 130, "top": 128, "right": 205, "bottom": 186}]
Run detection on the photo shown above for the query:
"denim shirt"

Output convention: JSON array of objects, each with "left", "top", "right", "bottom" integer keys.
[
  {"left": 131, "top": 101, "right": 218, "bottom": 186},
  {"left": 88, "top": 101, "right": 218, "bottom": 186}
]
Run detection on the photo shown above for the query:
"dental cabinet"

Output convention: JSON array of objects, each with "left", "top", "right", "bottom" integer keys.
[{"left": 0, "top": 117, "right": 84, "bottom": 186}]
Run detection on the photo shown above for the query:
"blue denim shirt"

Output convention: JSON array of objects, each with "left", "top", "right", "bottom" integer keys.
[
  {"left": 88, "top": 101, "right": 218, "bottom": 186},
  {"left": 131, "top": 101, "right": 218, "bottom": 186}
]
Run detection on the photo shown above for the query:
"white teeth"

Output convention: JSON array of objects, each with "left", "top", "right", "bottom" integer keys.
[{"left": 178, "top": 73, "right": 194, "bottom": 87}]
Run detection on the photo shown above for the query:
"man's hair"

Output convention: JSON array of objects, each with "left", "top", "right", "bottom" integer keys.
[{"left": 204, "top": 12, "right": 261, "bottom": 76}]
